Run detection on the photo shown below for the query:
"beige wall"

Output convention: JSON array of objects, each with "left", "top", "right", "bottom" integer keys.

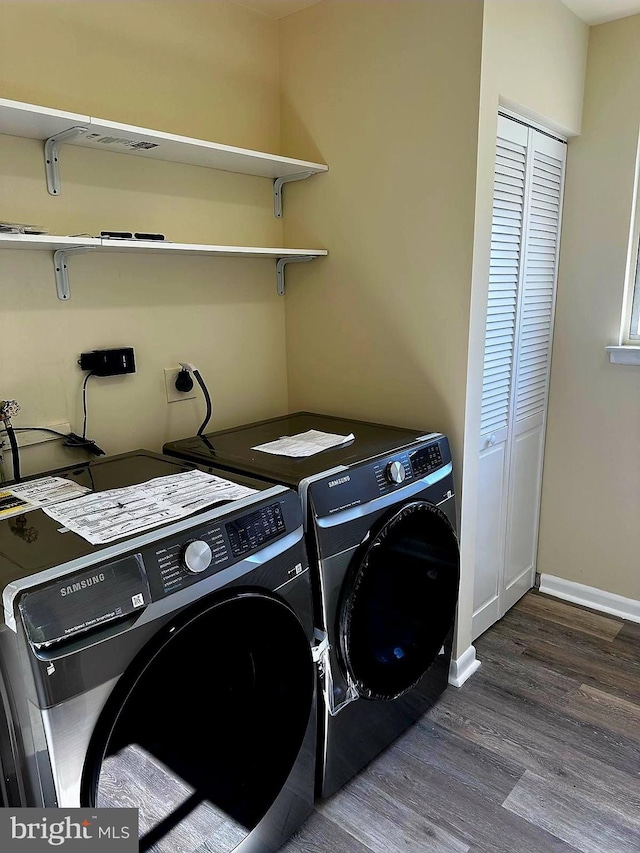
[
  {"left": 537, "top": 15, "right": 640, "bottom": 602},
  {"left": 279, "top": 0, "right": 483, "bottom": 449},
  {"left": 459, "top": 0, "right": 588, "bottom": 651},
  {"left": 279, "top": 0, "right": 484, "bottom": 657},
  {"left": 0, "top": 0, "right": 288, "bottom": 478},
  {"left": 482, "top": 0, "right": 587, "bottom": 136}
]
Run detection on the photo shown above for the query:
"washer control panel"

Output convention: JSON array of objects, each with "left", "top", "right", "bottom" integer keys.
[
  {"left": 227, "top": 503, "right": 285, "bottom": 557},
  {"left": 144, "top": 498, "right": 293, "bottom": 600},
  {"left": 181, "top": 540, "right": 213, "bottom": 574},
  {"left": 385, "top": 460, "right": 406, "bottom": 484},
  {"left": 153, "top": 523, "right": 230, "bottom": 596}
]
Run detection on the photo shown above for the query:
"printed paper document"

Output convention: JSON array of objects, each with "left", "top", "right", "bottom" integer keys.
[
  {"left": 44, "top": 470, "right": 257, "bottom": 545},
  {"left": 0, "top": 477, "right": 90, "bottom": 519},
  {"left": 252, "top": 429, "right": 355, "bottom": 458}
]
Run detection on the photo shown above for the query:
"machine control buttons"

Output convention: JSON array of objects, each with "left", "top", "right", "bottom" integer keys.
[
  {"left": 410, "top": 443, "right": 443, "bottom": 477},
  {"left": 181, "top": 540, "right": 213, "bottom": 574},
  {"left": 385, "top": 460, "right": 406, "bottom": 484},
  {"left": 154, "top": 527, "right": 231, "bottom": 595},
  {"left": 373, "top": 454, "right": 412, "bottom": 495},
  {"left": 226, "top": 503, "right": 286, "bottom": 558}
]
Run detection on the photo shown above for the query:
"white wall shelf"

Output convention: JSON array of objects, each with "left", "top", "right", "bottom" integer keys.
[
  {"left": 0, "top": 234, "right": 327, "bottom": 300},
  {"left": 0, "top": 97, "right": 328, "bottom": 213},
  {"left": 0, "top": 99, "right": 90, "bottom": 139},
  {"left": 0, "top": 235, "right": 102, "bottom": 251},
  {"left": 95, "top": 240, "right": 326, "bottom": 259}
]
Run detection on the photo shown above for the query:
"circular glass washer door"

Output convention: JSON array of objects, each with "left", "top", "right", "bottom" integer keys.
[
  {"left": 82, "top": 592, "right": 314, "bottom": 853},
  {"left": 338, "top": 500, "right": 460, "bottom": 701}
]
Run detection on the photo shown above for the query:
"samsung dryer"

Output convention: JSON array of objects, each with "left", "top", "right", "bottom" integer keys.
[
  {"left": 164, "top": 413, "right": 460, "bottom": 798},
  {"left": 0, "top": 450, "right": 316, "bottom": 852}
]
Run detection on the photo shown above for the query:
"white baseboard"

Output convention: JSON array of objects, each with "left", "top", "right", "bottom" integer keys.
[
  {"left": 448, "top": 645, "right": 481, "bottom": 687},
  {"left": 539, "top": 574, "right": 640, "bottom": 624}
]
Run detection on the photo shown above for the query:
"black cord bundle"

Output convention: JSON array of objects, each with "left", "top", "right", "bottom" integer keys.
[
  {"left": 10, "top": 428, "right": 105, "bottom": 457},
  {"left": 192, "top": 369, "right": 213, "bottom": 436},
  {"left": 82, "top": 371, "right": 93, "bottom": 439},
  {"left": 4, "top": 423, "right": 21, "bottom": 482}
]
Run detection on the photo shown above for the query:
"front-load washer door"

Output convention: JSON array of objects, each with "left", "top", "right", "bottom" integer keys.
[
  {"left": 81, "top": 591, "right": 314, "bottom": 853},
  {"left": 338, "top": 501, "right": 459, "bottom": 701}
]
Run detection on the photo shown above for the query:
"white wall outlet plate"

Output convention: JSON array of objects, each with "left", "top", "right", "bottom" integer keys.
[{"left": 164, "top": 367, "right": 197, "bottom": 403}]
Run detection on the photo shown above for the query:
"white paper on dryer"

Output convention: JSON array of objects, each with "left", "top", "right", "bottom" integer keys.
[{"left": 252, "top": 429, "right": 355, "bottom": 457}]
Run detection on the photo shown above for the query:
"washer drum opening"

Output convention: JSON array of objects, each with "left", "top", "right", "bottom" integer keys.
[
  {"left": 339, "top": 501, "right": 460, "bottom": 702},
  {"left": 82, "top": 592, "right": 314, "bottom": 851}
]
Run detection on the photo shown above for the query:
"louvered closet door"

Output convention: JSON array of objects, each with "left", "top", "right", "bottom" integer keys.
[
  {"left": 503, "top": 130, "right": 566, "bottom": 612},
  {"left": 472, "top": 116, "right": 566, "bottom": 640}
]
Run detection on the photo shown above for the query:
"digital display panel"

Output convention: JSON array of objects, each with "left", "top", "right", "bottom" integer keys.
[
  {"left": 410, "top": 443, "right": 443, "bottom": 477},
  {"left": 226, "top": 503, "right": 285, "bottom": 557}
]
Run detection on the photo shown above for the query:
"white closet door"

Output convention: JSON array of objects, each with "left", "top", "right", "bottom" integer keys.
[
  {"left": 473, "top": 116, "right": 527, "bottom": 638},
  {"left": 503, "top": 131, "right": 565, "bottom": 611},
  {"left": 472, "top": 116, "right": 566, "bottom": 640}
]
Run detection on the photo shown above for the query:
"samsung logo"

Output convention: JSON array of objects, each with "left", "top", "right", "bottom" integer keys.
[
  {"left": 60, "top": 573, "right": 106, "bottom": 596},
  {"left": 328, "top": 476, "right": 351, "bottom": 488}
]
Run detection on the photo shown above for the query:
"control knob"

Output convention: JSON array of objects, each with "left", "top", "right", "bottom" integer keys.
[
  {"left": 385, "top": 460, "right": 406, "bottom": 484},
  {"left": 181, "top": 540, "right": 212, "bottom": 574}
]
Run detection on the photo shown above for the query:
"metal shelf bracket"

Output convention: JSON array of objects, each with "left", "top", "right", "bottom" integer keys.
[
  {"left": 44, "top": 126, "right": 89, "bottom": 195},
  {"left": 273, "top": 171, "right": 314, "bottom": 218},
  {"left": 53, "top": 246, "right": 93, "bottom": 300},
  {"left": 276, "top": 255, "right": 314, "bottom": 296}
]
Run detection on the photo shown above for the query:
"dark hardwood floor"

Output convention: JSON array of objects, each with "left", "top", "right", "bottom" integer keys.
[{"left": 282, "top": 591, "right": 640, "bottom": 853}]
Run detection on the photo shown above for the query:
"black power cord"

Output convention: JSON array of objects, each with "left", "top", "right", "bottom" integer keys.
[
  {"left": 179, "top": 363, "right": 213, "bottom": 436},
  {"left": 193, "top": 370, "right": 212, "bottom": 436},
  {"left": 82, "top": 371, "right": 93, "bottom": 440},
  {"left": 1, "top": 401, "right": 22, "bottom": 482},
  {"left": 4, "top": 423, "right": 21, "bottom": 482},
  {"left": 10, "top": 428, "right": 105, "bottom": 457},
  {"left": 0, "top": 381, "right": 104, "bottom": 483}
]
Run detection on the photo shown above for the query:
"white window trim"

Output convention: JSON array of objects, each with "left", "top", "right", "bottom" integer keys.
[
  {"left": 628, "top": 245, "right": 640, "bottom": 341},
  {"left": 605, "top": 345, "right": 640, "bottom": 365},
  {"left": 607, "top": 127, "right": 640, "bottom": 365}
]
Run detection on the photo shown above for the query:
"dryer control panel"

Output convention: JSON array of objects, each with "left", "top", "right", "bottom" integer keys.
[
  {"left": 373, "top": 452, "right": 412, "bottom": 494},
  {"left": 408, "top": 442, "right": 443, "bottom": 477},
  {"left": 309, "top": 436, "right": 452, "bottom": 518}
]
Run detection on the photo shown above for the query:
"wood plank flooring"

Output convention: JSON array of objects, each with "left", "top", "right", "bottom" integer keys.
[{"left": 282, "top": 591, "right": 640, "bottom": 853}]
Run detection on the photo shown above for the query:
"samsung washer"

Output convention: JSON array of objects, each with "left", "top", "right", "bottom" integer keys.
[
  {"left": 0, "top": 450, "right": 316, "bottom": 852},
  {"left": 164, "top": 413, "right": 460, "bottom": 798}
]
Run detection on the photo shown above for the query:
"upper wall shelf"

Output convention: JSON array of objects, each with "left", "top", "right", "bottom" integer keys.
[
  {"left": 0, "top": 233, "right": 327, "bottom": 300},
  {"left": 0, "top": 235, "right": 101, "bottom": 252},
  {"left": 0, "top": 98, "right": 328, "bottom": 214}
]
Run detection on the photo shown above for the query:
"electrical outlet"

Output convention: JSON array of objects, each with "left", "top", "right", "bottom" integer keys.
[{"left": 164, "top": 368, "right": 196, "bottom": 404}]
